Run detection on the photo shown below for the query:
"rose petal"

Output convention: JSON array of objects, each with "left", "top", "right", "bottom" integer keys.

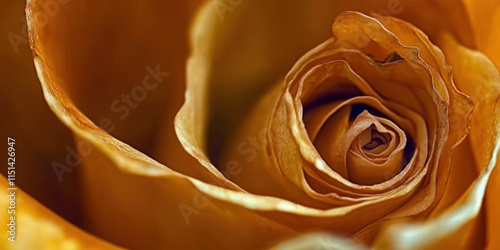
[
  {"left": 276, "top": 131, "right": 499, "bottom": 249},
  {"left": 437, "top": 32, "right": 500, "bottom": 250},
  {"left": 26, "top": 0, "right": 208, "bottom": 181},
  {"left": 0, "top": 0, "right": 81, "bottom": 223},
  {"left": 31, "top": 52, "right": 296, "bottom": 249},
  {"left": 27, "top": 0, "right": 300, "bottom": 248},
  {"left": 272, "top": 232, "right": 369, "bottom": 250},
  {"left": 23, "top": 0, "right": 496, "bottom": 247},
  {"left": 191, "top": 0, "right": 474, "bottom": 164},
  {"left": 30, "top": 2, "right": 431, "bottom": 248},
  {"left": 372, "top": 132, "right": 500, "bottom": 249},
  {"left": 0, "top": 175, "right": 121, "bottom": 249},
  {"left": 221, "top": 13, "right": 427, "bottom": 239},
  {"left": 371, "top": 12, "right": 476, "bottom": 217},
  {"left": 463, "top": 0, "right": 500, "bottom": 69}
]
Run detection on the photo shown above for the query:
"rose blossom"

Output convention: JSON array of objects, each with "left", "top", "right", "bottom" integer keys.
[{"left": 1, "top": 0, "right": 499, "bottom": 249}]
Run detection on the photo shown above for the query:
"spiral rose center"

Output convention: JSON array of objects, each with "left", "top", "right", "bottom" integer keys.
[
  {"left": 361, "top": 129, "right": 389, "bottom": 151},
  {"left": 306, "top": 102, "right": 408, "bottom": 185}
]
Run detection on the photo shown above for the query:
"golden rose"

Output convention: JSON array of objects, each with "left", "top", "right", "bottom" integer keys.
[{"left": 1, "top": 0, "right": 500, "bottom": 249}]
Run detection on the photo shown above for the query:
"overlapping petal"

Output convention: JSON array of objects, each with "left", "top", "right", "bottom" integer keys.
[
  {"left": 8, "top": 0, "right": 499, "bottom": 249},
  {"left": 218, "top": 10, "right": 476, "bottom": 246},
  {"left": 0, "top": 0, "right": 80, "bottom": 224},
  {"left": 192, "top": 0, "right": 475, "bottom": 164},
  {"left": 463, "top": 0, "right": 500, "bottom": 69},
  {"left": 436, "top": 32, "right": 500, "bottom": 249}
]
